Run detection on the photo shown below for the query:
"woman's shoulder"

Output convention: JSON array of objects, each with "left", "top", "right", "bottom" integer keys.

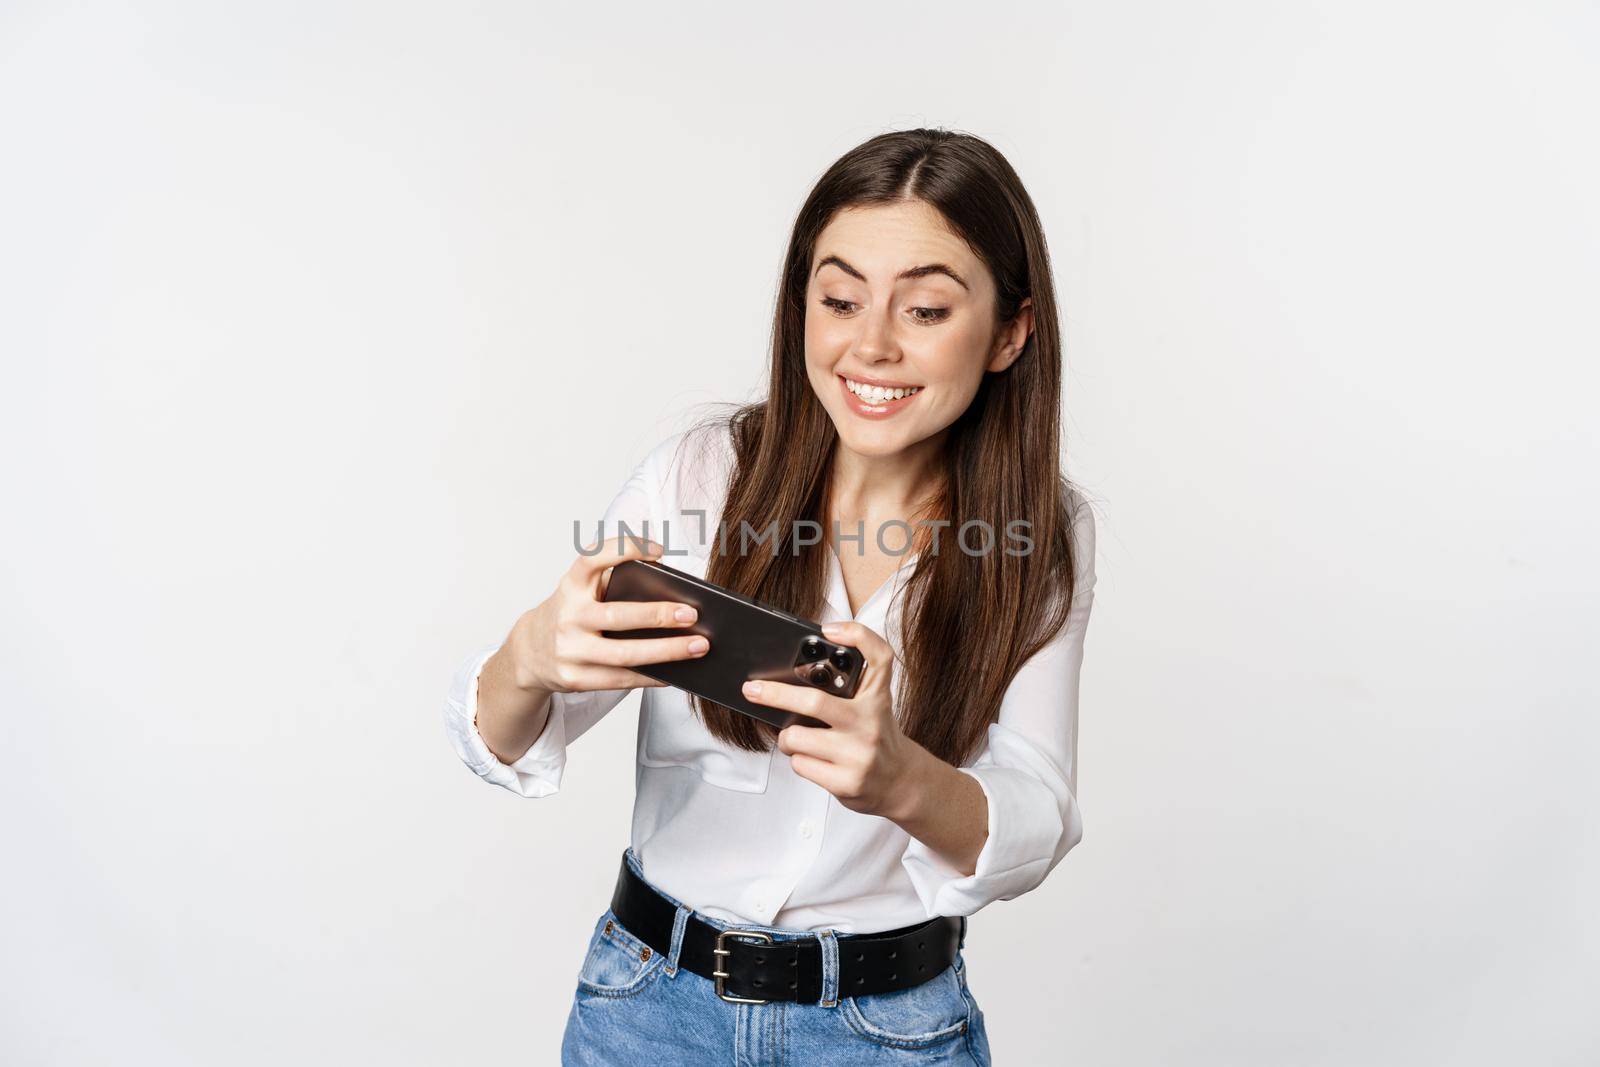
[
  {"left": 636, "top": 417, "right": 738, "bottom": 555},
  {"left": 1062, "top": 481, "right": 1099, "bottom": 606}
]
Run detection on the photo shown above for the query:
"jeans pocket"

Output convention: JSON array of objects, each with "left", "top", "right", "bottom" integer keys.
[
  {"left": 840, "top": 955, "right": 972, "bottom": 1049},
  {"left": 575, "top": 909, "right": 668, "bottom": 999}
]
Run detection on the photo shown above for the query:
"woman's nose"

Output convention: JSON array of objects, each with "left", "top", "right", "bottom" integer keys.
[{"left": 853, "top": 305, "right": 901, "bottom": 364}]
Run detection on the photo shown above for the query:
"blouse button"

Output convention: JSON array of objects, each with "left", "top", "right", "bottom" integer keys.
[{"left": 798, "top": 820, "right": 815, "bottom": 839}]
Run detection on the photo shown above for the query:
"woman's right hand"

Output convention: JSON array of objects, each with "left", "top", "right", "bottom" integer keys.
[
  {"left": 474, "top": 534, "right": 709, "bottom": 764},
  {"left": 510, "top": 533, "right": 709, "bottom": 694}
]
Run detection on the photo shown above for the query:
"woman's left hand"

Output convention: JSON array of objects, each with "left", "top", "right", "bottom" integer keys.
[{"left": 743, "top": 619, "right": 922, "bottom": 820}]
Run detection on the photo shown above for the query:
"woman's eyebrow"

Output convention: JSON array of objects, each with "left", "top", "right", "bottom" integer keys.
[{"left": 814, "top": 254, "right": 969, "bottom": 291}]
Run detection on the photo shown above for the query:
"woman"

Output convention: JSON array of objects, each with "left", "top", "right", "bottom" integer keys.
[{"left": 443, "top": 127, "right": 1097, "bottom": 1065}]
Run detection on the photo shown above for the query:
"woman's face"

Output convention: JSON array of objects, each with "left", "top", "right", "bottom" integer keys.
[{"left": 803, "top": 199, "right": 1030, "bottom": 460}]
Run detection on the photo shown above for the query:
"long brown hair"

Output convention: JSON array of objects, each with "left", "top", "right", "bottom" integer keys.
[{"left": 683, "top": 127, "right": 1086, "bottom": 769}]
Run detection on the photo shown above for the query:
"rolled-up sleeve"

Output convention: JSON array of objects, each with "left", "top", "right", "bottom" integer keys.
[
  {"left": 900, "top": 496, "right": 1098, "bottom": 915},
  {"left": 441, "top": 641, "right": 632, "bottom": 797},
  {"left": 441, "top": 428, "right": 694, "bottom": 798}
]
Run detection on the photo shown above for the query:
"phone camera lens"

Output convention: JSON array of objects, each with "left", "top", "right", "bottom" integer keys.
[
  {"left": 808, "top": 663, "right": 831, "bottom": 685},
  {"left": 802, "top": 637, "right": 826, "bottom": 661},
  {"left": 829, "top": 648, "right": 853, "bottom": 671}
]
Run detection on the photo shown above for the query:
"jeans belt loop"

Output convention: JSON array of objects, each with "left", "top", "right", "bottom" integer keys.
[{"left": 818, "top": 928, "right": 840, "bottom": 1008}]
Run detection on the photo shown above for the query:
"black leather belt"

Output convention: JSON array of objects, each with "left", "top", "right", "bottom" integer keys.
[{"left": 608, "top": 849, "right": 966, "bottom": 1005}]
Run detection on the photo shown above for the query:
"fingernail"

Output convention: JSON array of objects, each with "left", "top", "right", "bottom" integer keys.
[
  {"left": 675, "top": 606, "right": 696, "bottom": 623},
  {"left": 821, "top": 622, "right": 842, "bottom": 635},
  {"left": 688, "top": 637, "right": 709, "bottom": 654},
  {"left": 743, "top": 681, "right": 762, "bottom": 696}
]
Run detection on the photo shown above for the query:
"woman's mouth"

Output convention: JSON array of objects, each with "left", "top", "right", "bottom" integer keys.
[{"left": 838, "top": 375, "right": 924, "bottom": 419}]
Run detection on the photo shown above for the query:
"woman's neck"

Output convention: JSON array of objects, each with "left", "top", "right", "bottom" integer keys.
[{"left": 827, "top": 431, "right": 948, "bottom": 528}]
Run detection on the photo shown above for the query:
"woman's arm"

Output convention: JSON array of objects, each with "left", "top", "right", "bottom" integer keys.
[
  {"left": 474, "top": 539, "right": 706, "bottom": 765},
  {"left": 442, "top": 430, "right": 708, "bottom": 795},
  {"left": 884, "top": 750, "right": 990, "bottom": 877},
  {"left": 898, "top": 498, "right": 1099, "bottom": 915},
  {"left": 476, "top": 627, "right": 557, "bottom": 765}
]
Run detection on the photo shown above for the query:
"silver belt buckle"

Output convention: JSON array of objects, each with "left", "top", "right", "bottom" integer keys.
[{"left": 712, "top": 928, "right": 774, "bottom": 1004}]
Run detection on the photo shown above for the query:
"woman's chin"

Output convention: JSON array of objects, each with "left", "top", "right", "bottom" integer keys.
[{"left": 831, "top": 421, "right": 919, "bottom": 457}]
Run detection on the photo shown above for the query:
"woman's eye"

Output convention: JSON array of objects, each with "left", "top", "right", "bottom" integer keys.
[{"left": 819, "top": 297, "right": 949, "bottom": 324}]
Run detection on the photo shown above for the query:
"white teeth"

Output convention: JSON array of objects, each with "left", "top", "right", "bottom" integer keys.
[{"left": 846, "top": 378, "right": 922, "bottom": 403}]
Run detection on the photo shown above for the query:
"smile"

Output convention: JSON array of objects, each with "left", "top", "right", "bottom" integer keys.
[{"left": 838, "top": 375, "right": 924, "bottom": 419}]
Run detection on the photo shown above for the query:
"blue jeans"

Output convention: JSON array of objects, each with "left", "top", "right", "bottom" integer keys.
[{"left": 561, "top": 848, "right": 993, "bottom": 1065}]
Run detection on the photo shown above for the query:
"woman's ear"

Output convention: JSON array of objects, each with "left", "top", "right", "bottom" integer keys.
[{"left": 986, "top": 296, "right": 1034, "bottom": 373}]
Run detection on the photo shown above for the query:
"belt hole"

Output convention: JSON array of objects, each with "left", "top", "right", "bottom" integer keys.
[
  {"left": 789, "top": 980, "right": 797, "bottom": 989},
  {"left": 889, "top": 972, "right": 897, "bottom": 980},
  {"left": 888, "top": 949, "right": 897, "bottom": 959},
  {"left": 789, "top": 957, "right": 798, "bottom": 967},
  {"left": 855, "top": 953, "right": 864, "bottom": 962},
  {"left": 855, "top": 977, "right": 864, "bottom": 985},
  {"left": 755, "top": 955, "right": 764, "bottom": 964},
  {"left": 918, "top": 941, "right": 925, "bottom": 949},
  {"left": 919, "top": 963, "right": 926, "bottom": 971}
]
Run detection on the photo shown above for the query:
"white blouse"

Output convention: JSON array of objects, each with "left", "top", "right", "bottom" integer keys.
[{"left": 442, "top": 422, "right": 1097, "bottom": 934}]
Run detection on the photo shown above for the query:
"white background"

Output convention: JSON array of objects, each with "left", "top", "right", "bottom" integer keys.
[{"left": 2, "top": 2, "right": 1596, "bottom": 1064}]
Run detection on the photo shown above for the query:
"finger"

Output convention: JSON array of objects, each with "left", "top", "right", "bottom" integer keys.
[
  {"left": 571, "top": 532, "right": 666, "bottom": 586},
  {"left": 741, "top": 678, "right": 843, "bottom": 726},
  {"left": 818, "top": 619, "right": 894, "bottom": 660},
  {"left": 788, "top": 751, "right": 851, "bottom": 797},
  {"left": 777, "top": 722, "right": 848, "bottom": 763},
  {"left": 818, "top": 620, "right": 895, "bottom": 690},
  {"left": 582, "top": 630, "right": 710, "bottom": 668},
  {"left": 578, "top": 598, "right": 698, "bottom": 632},
  {"left": 567, "top": 665, "right": 670, "bottom": 691}
]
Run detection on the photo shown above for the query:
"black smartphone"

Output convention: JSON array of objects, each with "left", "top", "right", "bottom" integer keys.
[{"left": 599, "top": 558, "right": 866, "bottom": 731}]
